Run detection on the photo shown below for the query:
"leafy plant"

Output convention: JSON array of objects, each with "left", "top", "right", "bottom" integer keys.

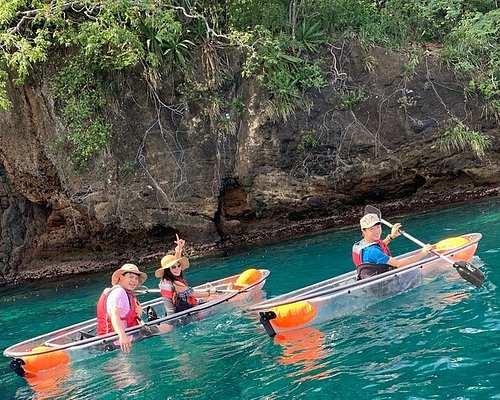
[
  {"left": 241, "top": 33, "right": 325, "bottom": 121},
  {"left": 54, "top": 60, "right": 112, "bottom": 169},
  {"left": 338, "top": 88, "right": 365, "bottom": 110},
  {"left": 295, "top": 20, "right": 326, "bottom": 53},
  {"left": 442, "top": 9, "right": 500, "bottom": 121},
  {"left": 227, "top": 0, "right": 288, "bottom": 33},
  {"left": 163, "top": 36, "right": 195, "bottom": 71},
  {"left": 437, "top": 119, "right": 491, "bottom": 158},
  {"left": 402, "top": 50, "right": 421, "bottom": 83},
  {"left": 297, "top": 131, "right": 320, "bottom": 152}
]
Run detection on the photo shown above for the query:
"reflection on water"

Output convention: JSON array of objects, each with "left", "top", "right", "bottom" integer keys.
[
  {"left": 274, "top": 327, "right": 336, "bottom": 383},
  {"left": 101, "top": 352, "right": 141, "bottom": 390},
  {"left": 25, "top": 363, "right": 73, "bottom": 400}
]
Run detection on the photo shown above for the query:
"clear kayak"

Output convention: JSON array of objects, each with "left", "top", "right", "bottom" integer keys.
[
  {"left": 4, "top": 268, "right": 270, "bottom": 376},
  {"left": 248, "top": 234, "right": 482, "bottom": 337}
]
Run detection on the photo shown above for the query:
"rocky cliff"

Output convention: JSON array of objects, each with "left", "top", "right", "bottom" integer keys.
[{"left": 0, "top": 44, "right": 498, "bottom": 285}]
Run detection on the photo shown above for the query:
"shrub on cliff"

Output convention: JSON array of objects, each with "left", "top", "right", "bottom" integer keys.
[{"left": 0, "top": 0, "right": 497, "bottom": 166}]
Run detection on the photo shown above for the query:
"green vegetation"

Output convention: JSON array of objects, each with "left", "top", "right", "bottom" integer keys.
[
  {"left": 338, "top": 88, "right": 365, "bottom": 111},
  {"left": 441, "top": 9, "right": 500, "bottom": 121},
  {"left": 298, "top": 131, "right": 320, "bottom": 152},
  {"left": 438, "top": 119, "right": 491, "bottom": 158},
  {"left": 0, "top": 0, "right": 497, "bottom": 166},
  {"left": 54, "top": 59, "right": 112, "bottom": 169}
]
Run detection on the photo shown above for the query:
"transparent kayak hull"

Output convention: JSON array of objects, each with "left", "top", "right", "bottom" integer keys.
[
  {"left": 4, "top": 268, "right": 270, "bottom": 375},
  {"left": 248, "top": 234, "right": 482, "bottom": 336}
]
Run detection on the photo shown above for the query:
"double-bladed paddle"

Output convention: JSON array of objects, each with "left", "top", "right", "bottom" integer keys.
[
  {"left": 364, "top": 205, "right": 485, "bottom": 287},
  {"left": 133, "top": 286, "right": 240, "bottom": 295}
]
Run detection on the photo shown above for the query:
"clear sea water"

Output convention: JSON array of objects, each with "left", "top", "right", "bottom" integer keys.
[{"left": 1, "top": 198, "right": 499, "bottom": 400}]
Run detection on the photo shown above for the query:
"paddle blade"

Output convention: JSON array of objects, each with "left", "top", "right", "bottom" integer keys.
[
  {"left": 453, "top": 261, "right": 484, "bottom": 288},
  {"left": 364, "top": 205, "right": 381, "bottom": 218}
]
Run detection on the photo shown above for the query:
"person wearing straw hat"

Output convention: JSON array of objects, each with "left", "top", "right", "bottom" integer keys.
[
  {"left": 96, "top": 263, "right": 171, "bottom": 352},
  {"left": 155, "top": 236, "right": 216, "bottom": 316},
  {"left": 352, "top": 213, "right": 432, "bottom": 280}
]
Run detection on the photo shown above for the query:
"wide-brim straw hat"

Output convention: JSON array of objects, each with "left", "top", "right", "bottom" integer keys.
[
  {"left": 155, "top": 255, "right": 190, "bottom": 278},
  {"left": 112, "top": 263, "right": 147, "bottom": 286}
]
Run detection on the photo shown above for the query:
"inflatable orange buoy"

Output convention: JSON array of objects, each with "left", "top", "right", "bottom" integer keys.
[
  {"left": 21, "top": 346, "right": 70, "bottom": 374},
  {"left": 233, "top": 268, "right": 262, "bottom": 289},
  {"left": 271, "top": 301, "right": 317, "bottom": 329},
  {"left": 435, "top": 237, "right": 476, "bottom": 261},
  {"left": 435, "top": 237, "right": 470, "bottom": 252}
]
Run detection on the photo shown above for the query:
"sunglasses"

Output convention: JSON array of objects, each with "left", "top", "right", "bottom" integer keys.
[{"left": 170, "top": 263, "right": 181, "bottom": 270}]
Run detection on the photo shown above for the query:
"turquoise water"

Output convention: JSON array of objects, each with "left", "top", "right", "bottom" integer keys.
[{"left": 1, "top": 198, "right": 499, "bottom": 400}]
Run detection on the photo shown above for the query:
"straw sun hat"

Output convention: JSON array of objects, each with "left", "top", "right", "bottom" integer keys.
[
  {"left": 155, "top": 255, "right": 190, "bottom": 278},
  {"left": 112, "top": 263, "right": 148, "bottom": 285}
]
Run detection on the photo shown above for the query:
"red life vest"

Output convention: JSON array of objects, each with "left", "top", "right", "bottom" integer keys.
[
  {"left": 160, "top": 278, "right": 198, "bottom": 308},
  {"left": 352, "top": 239, "right": 392, "bottom": 267},
  {"left": 96, "top": 286, "right": 141, "bottom": 335}
]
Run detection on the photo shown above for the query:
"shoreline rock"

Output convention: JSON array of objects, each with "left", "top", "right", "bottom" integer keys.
[{"left": 3, "top": 186, "right": 497, "bottom": 287}]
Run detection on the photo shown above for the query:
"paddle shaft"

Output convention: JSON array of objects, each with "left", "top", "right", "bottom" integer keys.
[
  {"left": 379, "top": 218, "right": 457, "bottom": 265},
  {"left": 137, "top": 288, "right": 240, "bottom": 294}
]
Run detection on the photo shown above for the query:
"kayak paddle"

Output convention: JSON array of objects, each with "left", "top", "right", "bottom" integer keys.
[
  {"left": 133, "top": 286, "right": 240, "bottom": 295},
  {"left": 364, "top": 205, "right": 485, "bottom": 287}
]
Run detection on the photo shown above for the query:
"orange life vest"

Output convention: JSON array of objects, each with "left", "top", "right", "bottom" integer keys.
[{"left": 96, "top": 286, "right": 141, "bottom": 335}]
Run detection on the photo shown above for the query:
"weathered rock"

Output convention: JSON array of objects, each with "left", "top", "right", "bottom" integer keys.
[{"left": 0, "top": 43, "right": 498, "bottom": 285}]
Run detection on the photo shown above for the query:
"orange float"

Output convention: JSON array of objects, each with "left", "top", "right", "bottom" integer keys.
[
  {"left": 435, "top": 237, "right": 476, "bottom": 261},
  {"left": 435, "top": 237, "right": 469, "bottom": 251},
  {"left": 21, "top": 346, "right": 70, "bottom": 374},
  {"left": 233, "top": 268, "right": 262, "bottom": 289},
  {"left": 271, "top": 301, "right": 317, "bottom": 329}
]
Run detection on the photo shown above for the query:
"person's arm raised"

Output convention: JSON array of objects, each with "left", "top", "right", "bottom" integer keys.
[{"left": 174, "top": 234, "right": 185, "bottom": 258}]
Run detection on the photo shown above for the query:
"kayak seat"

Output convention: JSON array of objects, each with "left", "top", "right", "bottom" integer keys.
[
  {"left": 357, "top": 263, "right": 395, "bottom": 281},
  {"left": 78, "top": 331, "right": 95, "bottom": 340},
  {"left": 147, "top": 306, "right": 159, "bottom": 322}
]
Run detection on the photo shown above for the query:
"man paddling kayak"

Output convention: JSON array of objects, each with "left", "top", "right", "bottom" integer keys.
[
  {"left": 352, "top": 213, "right": 432, "bottom": 280},
  {"left": 96, "top": 263, "right": 171, "bottom": 352}
]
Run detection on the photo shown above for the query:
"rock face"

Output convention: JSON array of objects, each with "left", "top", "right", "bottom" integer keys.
[{"left": 0, "top": 44, "right": 499, "bottom": 284}]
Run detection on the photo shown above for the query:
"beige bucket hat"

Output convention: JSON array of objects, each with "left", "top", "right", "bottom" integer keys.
[{"left": 112, "top": 263, "right": 147, "bottom": 285}]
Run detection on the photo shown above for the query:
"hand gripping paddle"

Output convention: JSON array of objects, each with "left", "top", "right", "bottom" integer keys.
[{"left": 364, "top": 205, "right": 484, "bottom": 287}]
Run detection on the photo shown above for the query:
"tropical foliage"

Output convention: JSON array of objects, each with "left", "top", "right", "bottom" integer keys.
[
  {"left": 438, "top": 119, "right": 491, "bottom": 159},
  {"left": 0, "top": 0, "right": 497, "bottom": 165}
]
